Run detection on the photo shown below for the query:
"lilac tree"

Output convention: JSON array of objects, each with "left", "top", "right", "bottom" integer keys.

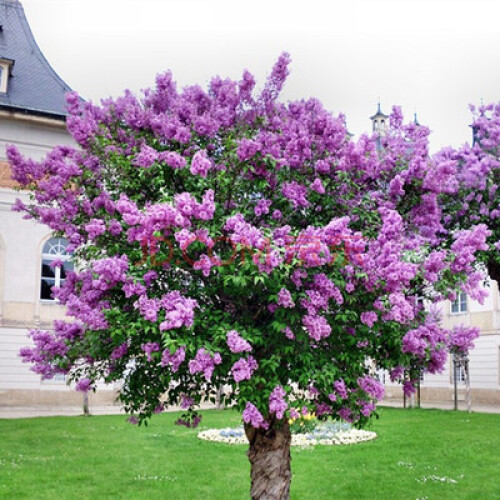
[
  {"left": 11, "top": 54, "right": 485, "bottom": 499},
  {"left": 427, "top": 103, "right": 500, "bottom": 287}
]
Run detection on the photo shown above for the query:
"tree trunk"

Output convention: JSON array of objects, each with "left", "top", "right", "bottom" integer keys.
[
  {"left": 245, "top": 420, "right": 292, "bottom": 500},
  {"left": 83, "top": 392, "right": 90, "bottom": 416}
]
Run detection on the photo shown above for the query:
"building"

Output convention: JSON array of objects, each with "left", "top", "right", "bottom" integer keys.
[
  {"left": 371, "top": 105, "right": 500, "bottom": 406},
  {"left": 0, "top": 0, "right": 117, "bottom": 409}
]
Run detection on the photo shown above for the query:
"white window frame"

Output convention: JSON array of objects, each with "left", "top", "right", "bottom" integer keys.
[
  {"left": 451, "top": 292, "right": 467, "bottom": 314},
  {"left": 0, "top": 58, "right": 14, "bottom": 93},
  {"left": 452, "top": 362, "right": 466, "bottom": 384},
  {"left": 40, "top": 237, "right": 72, "bottom": 301}
]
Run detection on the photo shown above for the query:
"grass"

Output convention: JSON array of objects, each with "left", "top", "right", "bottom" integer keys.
[{"left": 0, "top": 407, "right": 499, "bottom": 499}]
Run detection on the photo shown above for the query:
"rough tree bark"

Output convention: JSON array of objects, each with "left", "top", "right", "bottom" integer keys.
[{"left": 245, "top": 420, "right": 292, "bottom": 500}]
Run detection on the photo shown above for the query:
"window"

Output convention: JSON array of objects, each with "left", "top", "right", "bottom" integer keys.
[
  {"left": 40, "top": 238, "right": 72, "bottom": 300},
  {"left": 451, "top": 292, "right": 467, "bottom": 314},
  {"left": 453, "top": 362, "right": 466, "bottom": 384},
  {"left": 451, "top": 353, "right": 467, "bottom": 384},
  {"left": 377, "top": 369, "right": 386, "bottom": 385},
  {"left": 0, "top": 58, "right": 13, "bottom": 93}
]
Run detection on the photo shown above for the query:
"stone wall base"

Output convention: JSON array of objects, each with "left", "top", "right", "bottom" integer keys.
[
  {"left": 0, "top": 389, "right": 120, "bottom": 407},
  {"left": 384, "top": 386, "right": 500, "bottom": 405}
]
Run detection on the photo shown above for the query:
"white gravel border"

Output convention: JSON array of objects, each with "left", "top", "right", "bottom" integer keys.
[{"left": 198, "top": 427, "right": 377, "bottom": 446}]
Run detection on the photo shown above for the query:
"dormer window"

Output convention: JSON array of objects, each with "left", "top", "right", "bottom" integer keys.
[{"left": 0, "top": 58, "right": 14, "bottom": 94}]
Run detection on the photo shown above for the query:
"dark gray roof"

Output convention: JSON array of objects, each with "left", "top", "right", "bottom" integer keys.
[
  {"left": 0, "top": 0, "right": 71, "bottom": 120},
  {"left": 370, "top": 102, "right": 388, "bottom": 120}
]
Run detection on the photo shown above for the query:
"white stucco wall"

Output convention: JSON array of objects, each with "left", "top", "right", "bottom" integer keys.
[
  {"left": 0, "top": 115, "right": 74, "bottom": 162},
  {"left": 0, "top": 189, "right": 52, "bottom": 303}
]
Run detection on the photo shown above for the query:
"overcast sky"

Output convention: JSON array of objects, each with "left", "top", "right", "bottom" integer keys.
[{"left": 20, "top": 0, "right": 500, "bottom": 152}]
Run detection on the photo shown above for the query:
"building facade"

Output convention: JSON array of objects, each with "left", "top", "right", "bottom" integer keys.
[{"left": 0, "top": 0, "right": 117, "bottom": 408}]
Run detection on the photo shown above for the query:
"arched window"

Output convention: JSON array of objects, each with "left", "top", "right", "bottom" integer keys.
[{"left": 40, "top": 237, "right": 72, "bottom": 300}]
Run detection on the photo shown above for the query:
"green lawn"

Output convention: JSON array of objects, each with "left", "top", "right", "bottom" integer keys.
[{"left": 0, "top": 407, "right": 498, "bottom": 499}]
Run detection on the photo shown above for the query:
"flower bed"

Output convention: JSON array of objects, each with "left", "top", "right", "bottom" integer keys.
[{"left": 198, "top": 422, "right": 377, "bottom": 446}]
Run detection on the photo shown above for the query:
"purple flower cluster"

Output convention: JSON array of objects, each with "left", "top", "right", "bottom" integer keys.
[
  {"left": 224, "top": 213, "right": 267, "bottom": 250},
  {"left": 310, "top": 178, "right": 325, "bottom": 194},
  {"left": 357, "top": 376, "right": 385, "bottom": 401},
  {"left": 180, "top": 394, "right": 195, "bottom": 410},
  {"left": 190, "top": 150, "right": 212, "bottom": 178},
  {"left": 159, "top": 291, "right": 198, "bottom": 331},
  {"left": 269, "top": 386, "right": 288, "bottom": 420},
  {"left": 334, "top": 379, "right": 348, "bottom": 400},
  {"left": 231, "top": 356, "right": 258, "bottom": 382},
  {"left": 134, "top": 291, "right": 194, "bottom": 329},
  {"left": 360, "top": 401, "right": 376, "bottom": 418},
  {"left": 75, "top": 378, "right": 92, "bottom": 393},
  {"left": 382, "top": 293, "right": 415, "bottom": 324},
  {"left": 243, "top": 402, "right": 269, "bottom": 430},
  {"left": 389, "top": 366, "right": 405, "bottom": 382},
  {"left": 134, "top": 144, "right": 158, "bottom": 168},
  {"left": 141, "top": 342, "right": 160, "bottom": 362},
  {"left": 315, "top": 403, "right": 332, "bottom": 417},
  {"left": 277, "top": 288, "right": 295, "bottom": 308},
  {"left": 19, "top": 330, "right": 69, "bottom": 379},
  {"left": 448, "top": 325, "right": 479, "bottom": 355},
  {"left": 175, "top": 414, "right": 202, "bottom": 428},
  {"left": 85, "top": 218, "right": 106, "bottom": 240},
  {"left": 189, "top": 348, "right": 222, "bottom": 381},
  {"left": 226, "top": 330, "right": 252, "bottom": 353},
  {"left": 135, "top": 295, "right": 161, "bottom": 322},
  {"left": 401, "top": 319, "right": 451, "bottom": 374},
  {"left": 161, "top": 346, "right": 186, "bottom": 373},
  {"left": 110, "top": 342, "right": 129, "bottom": 360},
  {"left": 302, "top": 314, "right": 331, "bottom": 341},
  {"left": 159, "top": 151, "right": 186, "bottom": 169},
  {"left": 338, "top": 407, "right": 353, "bottom": 422},
  {"left": 92, "top": 255, "right": 129, "bottom": 291},
  {"left": 254, "top": 198, "right": 272, "bottom": 216},
  {"left": 237, "top": 138, "right": 261, "bottom": 161},
  {"left": 281, "top": 181, "right": 309, "bottom": 209},
  {"left": 191, "top": 254, "right": 212, "bottom": 277}
]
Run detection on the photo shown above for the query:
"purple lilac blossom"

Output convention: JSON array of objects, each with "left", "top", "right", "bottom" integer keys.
[
  {"left": 75, "top": 378, "right": 92, "bottom": 393},
  {"left": 334, "top": 379, "right": 348, "bottom": 399},
  {"left": 190, "top": 150, "right": 212, "bottom": 177},
  {"left": 180, "top": 394, "right": 195, "bottom": 409},
  {"left": 269, "top": 386, "right": 288, "bottom": 420},
  {"left": 243, "top": 402, "right": 269, "bottom": 430},
  {"left": 226, "top": 330, "right": 252, "bottom": 353},
  {"left": 111, "top": 342, "right": 129, "bottom": 360},
  {"left": 161, "top": 346, "right": 186, "bottom": 372},
  {"left": 189, "top": 348, "right": 222, "bottom": 381},
  {"left": 357, "top": 375, "right": 385, "bottom": 401},
  {"left": 141, "top": 342, "right": 160, "bottom": 362},
  {"left": 277, "top": 288, "right": 295, "bottom": 308},
  {"left": 231, "top": 356, "right": 258, "bottom": 382}
]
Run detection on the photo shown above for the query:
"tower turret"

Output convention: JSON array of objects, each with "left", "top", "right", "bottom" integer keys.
[{"left": 370, "top": 102, "right": 388, "bottom": 136}]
